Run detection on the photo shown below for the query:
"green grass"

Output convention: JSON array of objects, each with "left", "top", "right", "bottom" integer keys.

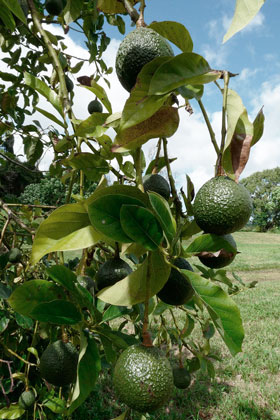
[{"left": 72, "top": 232, "right": 280, "bottom": 420}]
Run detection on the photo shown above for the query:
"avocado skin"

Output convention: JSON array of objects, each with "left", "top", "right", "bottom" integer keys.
[
  {"left": 143, "top": 174, "right": 170, "bottom": 200},
  {"left": 115, "top": 27, "right": 174, "bottom": 92},
  {"left": 88, "top": 99, "right": 103, "bottom": 114},
  {"left": 40, "top": 340, "right": 78, "bottom": 387},
  {"left": 45, "top": 0, "right": 65, "bottom": 16},
  {"left": 113, "top": 344, "right": 174, "bottom": 413},
  {"left": 157, "top": 258, "right": 194, "bottom": 306},
  {"left": 193, "top": 176, "right": 252, "bottom": 235},
  {"left": 8, "top": 248, "right": 22, "bottom": 263},
  {"left": 199, "top": 233, "right": 237, "bottom": 269},
  {"left": 96, "top": 258, "right": 132, "bottom": 290},
  {"left": 65, "top": 75, "right": 74, "bottom": 92},
  {"left": 172, "top": 367, "right": 191, "bottom": 389},
  {"left": 18, "top": 390, "right": 36, "bottom": 409}
]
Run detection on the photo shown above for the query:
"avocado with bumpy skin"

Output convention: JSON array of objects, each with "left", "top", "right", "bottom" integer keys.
[
  {"left": 18, "top": 390, "right": 36, "bottom": 409},
  {"left": 113, "top": 344, "right": 174, "bottom": 413},
  {"left": 172, "top": 367, "right": 191, "bottom": 389},
  {"left": 8, "top": 248, "right": 22, "bottom": 263},
  {"left": 115, "top": 27, "right": 174, "bottom": 92},
  {"left": 96, "top": 258, "right": 132, "bottom": 290},
  {"left": 143, "top": 174, "right": 170, "bottom": 200},
  {"left": 40, "top": 340, "right": 78, "bottom": 387},
  {"left": 45, "top": 0, "right": 65, "bottom": 16},
  {"left": 157, "top": 258, "right": 194, "bottom": 306},
  {"left": 193, "top": 176, "right": 252, "bottom": 235},
  {"left": 198, "top": 233, "right": 237, "bottom": 269},
  {"left": 88, "top": 99, "right": 103, "bottom": 114}
]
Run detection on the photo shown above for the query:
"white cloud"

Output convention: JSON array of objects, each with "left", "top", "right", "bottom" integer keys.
[{"left": 243, "top": 12, "right": 265, "bottom": 32}]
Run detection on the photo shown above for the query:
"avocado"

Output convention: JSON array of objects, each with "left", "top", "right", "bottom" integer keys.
[
  {"left": 113, "top": 344, "right": 174, "bottom": 413},
  {"left": 96, "top": 258, "right": 132, "bottom": 290},
  {"left": 198, "top": 233, "right": 237, "bottom": 269},
  {"left": 88, "top": 99, "right": 103, "bottom": 114},
  {"left": 115, "top": 27, "right": 174, "bottom": 91},
  {"left": 172, "top": 367, "right": 191, "bottom": 389},
  {"left": 45, "top": 0, "right": 65, "bottom": 16},
  {"left": 40, "top": 340, "right": 78, "bottom": 387},
  {"left": 18, "top": 390, "right": 36, "bottom": 409},
  {"left": 193, "top": 176, "right": 252, "bottom": 235},
  {"left": 157, "top": 258, "right": 194, "bottom": 306},
  {"left": 8, "top": 248, "right": 22, "bottom": 263},
  {"left": 143, "top": 173, "right": 170, "bottom": 200},
  {"left": 65, "top": 75, "right": 74, "bottom": 92}
]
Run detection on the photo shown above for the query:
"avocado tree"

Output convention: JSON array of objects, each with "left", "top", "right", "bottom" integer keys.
[{"left": 0, "top": 0, "right": 266, "bottom": 419}]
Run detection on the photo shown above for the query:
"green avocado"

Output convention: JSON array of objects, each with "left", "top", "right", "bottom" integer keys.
[
  {"left": 18, "top": 390, "right": 36, "bottom": 409},
  {"left": 113, "top": 344, "right": 174, "bottom": 413},
  {"left": 115, "top": 27, "right": 174, "bottom": 91},
  {"left": 193, "top": 176, "right": 252, "bottom": 235},
  {"left": 45, "top": 0, "right": 65, "bottom": 16},
  {"left": 172, "top": 367, "right": 191, "bottom": 389},
  {"left": 157, "top": 258, "right": 194, "bottom": 306},
  {"left": 143, "top": 173, "right": 170, "bottom": 200},
  {"left": 40, "top": 340, "right": 78, "bottom": 387},
  {"left": 96, "top": 258, "right": 132, "bottom": 290},
  {"left": 8, "top": 248, "right": 22, "bottom": 263},
  {"left": 88, "top": 99, "right": 103, "bottom": 114},
  {"left": 198, "top": 233, "right": 237, "bottom": 269},
  {"left": 65, "top": 75, "right": 74, "bottom": 92}
]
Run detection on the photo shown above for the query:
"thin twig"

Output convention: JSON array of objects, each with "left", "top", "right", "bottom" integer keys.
[
  {"left": 121, "top": 0, "right": 140, "bottom": 24},
  {"left": 197, "top": 100, "right": 220, "bottom": 156},
  {"left": 0, "top": 151, "right": 39, "bottom": 173},
  {"left": 0, "top": 199, "right": 35, "bottom": 234}
]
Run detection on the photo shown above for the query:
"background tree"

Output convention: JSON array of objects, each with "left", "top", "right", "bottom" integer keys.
[{"left": 241, "top": 167, "right": 280, "bottom": 231}]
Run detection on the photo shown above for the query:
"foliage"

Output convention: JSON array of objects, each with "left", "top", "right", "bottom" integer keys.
[
  {"left": 0, "top": 0, "right": 266, "bottom": 419},
  {"left": 240, "top": 167, "right": 280, "bottom": 231},
  {"left": 19, "top": 176, "right": 97, "bottom": 206}
]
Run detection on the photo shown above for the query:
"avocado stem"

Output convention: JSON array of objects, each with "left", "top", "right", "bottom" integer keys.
[{"left": 142, "top": 253, "right": 153, "bottom": 347}]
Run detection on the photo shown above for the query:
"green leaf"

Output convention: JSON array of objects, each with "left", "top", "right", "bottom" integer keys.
[
  {"left": 66, "top": 152, "right": 109, "bottom": 181},
  {"left": 119, "top": 57, "right": 172, "bottom": 131},
  {"left": 102, "top": 305, "right": 132, "bottom": 323},
  {"left": 97, "top": 328, "right": 138, "bottom": 349},
  {"left": 8, "top": 280, "right": 65, "bottom": 317},
  {"left": 82, "top": 82, "right": 112, "bottom": 113},
  {"left": 149, "top": 21, "right": 193, "bottom": 53},
  {"left": 14, "top": 313, "right": 33, "bottom": 329},
  {"left": 36, "top": 107, "right": 66, "bottom": 128},
  {"left": 252, "top": 107, "right": 265, "bottom": 146},
  {"left": 24, "top": 72, "right": 63, "bottom": 117},
  {"left": 88, "top": 190, "right": 147, "bottom": 243},
  {"left": 0, "top": 6, "right": 15, "bottom": 30},
  {"left": 30, "top": 300, "right": 82, "bottom": 324},
  {"left": 149, "top": 53, "right": 220, "bottom": 95},
  {"left": 43, "top": 396, "right": 66, "bottom": 414},
  {"left": 64, "top": 0, "right": 83, "bottom": 24},
  {"left": 75, "top": 113, "right": 109, "bottom": 137},
  {"left": 68, "top": 332, "right": 101, "bottom": 414},
  {"left": 179, "top": 84, "right": 204, "bottom": 101},
  {"left": 145, "top": 156, "right": 177, "bottom": 175},
  {"left": 120, "top": 205, "right": 163, "bottom": 251},
  {"left": 181, "top": 220, "right": 202, "bottom": 239},
  {"left": 100, "top": 335, "right": 117, "bottom": 364},
  {"left": 23, "top": 136, "right": 44, "bottom": 166},
  {"left": 182, "top": 270, "right": 244, "bottom": 356},
  {"left": 0, "top": 316, "right": 9, "bottom": 333},
  {"left": 113, "top": 106, "right": 179, "bottom": 152},
  {"left": 0, "top": 405, "right": 25, "bottom": 419},
  {"left": 110, "top": 410, "right": 130, "bottom": 420},
  {"left": 97, "top": 0, "right": 139, "bottom": 14},
  {"left": 223, "top": 0, "right": 265, "bottom": 43},
  {"left": 30, "top": 202, "right": 102, "bottom": 265},
  {"left": 186, "top": 233, "right": 237, "bottom": 254},
  {"left": 46, "top": 265, "right": 77, "bottom": 293},
  {"left": 2, "top": 0, "right": 27, "bottom": 24},
  {"left": 148, "top": 192, "right": 176, "bottom": 245},
  {"left": 97, "top": 250, "right": 171, "bottom": 306},
  {"left": 0, "top": 282, "right": 11, "bottom": 298}
]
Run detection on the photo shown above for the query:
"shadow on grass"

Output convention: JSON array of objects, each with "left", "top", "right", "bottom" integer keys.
[{"left": 71, "top": 369, "right": 277, "bottom": 420}]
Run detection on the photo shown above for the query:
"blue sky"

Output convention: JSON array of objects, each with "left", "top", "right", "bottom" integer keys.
[{"left": 7, "top": 0, "right": 280, "bottom": 190}]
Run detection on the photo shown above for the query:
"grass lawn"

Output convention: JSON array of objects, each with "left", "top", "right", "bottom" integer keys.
[{"left": 72, "top": 231, "right": 280, "bottom": 420}]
